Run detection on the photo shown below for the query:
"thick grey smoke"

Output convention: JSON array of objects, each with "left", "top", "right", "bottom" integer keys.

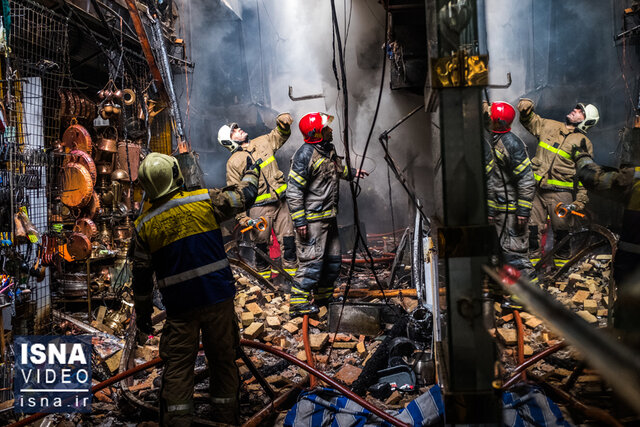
[{"left": 175, "top": 0, "right": 433, "bottom": 233}]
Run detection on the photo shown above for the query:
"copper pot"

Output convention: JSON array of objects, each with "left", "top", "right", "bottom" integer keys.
[
  {"left": 74, "top": 218, "right": 98, "bottom": 238},
  {"left": 97, "top": 137, "right": 117, "bottom": 153}
]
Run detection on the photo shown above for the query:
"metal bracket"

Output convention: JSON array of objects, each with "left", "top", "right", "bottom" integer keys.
[
  {"left": 488, "top": 72, "right": 512, "bottom": 89},
  {"left": 288, "top": 86, "right": 324, "bottom": 102}
]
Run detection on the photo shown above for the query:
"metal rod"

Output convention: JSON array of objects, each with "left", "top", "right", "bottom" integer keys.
[
  {"left": 148, "top": 12, "right": 185, "bottom": 143},
  {"left": 238, "top": 347, "right": 277, "bottom": 399},
  {"left": 484, "top": 265, "right": 640, "bottom": 414},
  {"left": 288, "top": 85, "right": 324, "bottom": 101},
  {"left": 380, "top": 104, "right": 424, "bottom": 137},
  {"left": 240, "top": 339, "right": 410, "bottom": 427}
]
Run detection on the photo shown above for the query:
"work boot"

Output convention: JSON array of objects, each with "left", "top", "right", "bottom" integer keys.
[{"left": 289, "top": 302, "right": 319, "bottom": 318}]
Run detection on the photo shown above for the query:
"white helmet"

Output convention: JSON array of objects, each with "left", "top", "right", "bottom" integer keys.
[
  {"left": 576, "top": 103, "right": 599, "bottom": 133},
  {"left": 218, "top": 123, "right": 240, "bottom": 153}
]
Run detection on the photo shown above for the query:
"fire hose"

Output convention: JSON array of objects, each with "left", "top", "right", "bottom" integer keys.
[{"left": 302, "top": 315, "right": 317, "bottom": 388}]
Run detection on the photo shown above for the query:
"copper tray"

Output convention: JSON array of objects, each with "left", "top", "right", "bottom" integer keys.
[
  {"left": 68, "top": 232, "right": 91, "bottom": 260},
  {"left": 60, "top": 162, "right": 93, "bottom": 208},
  {"left": 74, "top": 218, "right": 97, "bottom": 238},
  {"left": 62, "top": 123, "right": 93, "bottom": 154},
  {"left": 81, "top": 191, "right": 101, "bottom": 219},
  {"left": 63, "top": 149, "right": 96, "bottom": 185}
]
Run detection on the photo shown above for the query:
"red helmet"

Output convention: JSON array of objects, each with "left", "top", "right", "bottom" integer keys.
[
  {"left": 299, "top": 112, "right": 334, "bottom": 143},
  {"left": 490, "top": 101, "right": 516, "bottom": 133}
]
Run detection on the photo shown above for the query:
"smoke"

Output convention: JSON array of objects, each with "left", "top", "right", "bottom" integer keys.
[{"left": 174, "top": 0, "right": 433, "bottom": 233}]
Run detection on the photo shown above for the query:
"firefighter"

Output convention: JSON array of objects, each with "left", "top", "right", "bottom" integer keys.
[
  {"left": 218, "top": 113, "right": 298, "bottom": 280},
  {"left": 572, "top": 140, "right": 640, "bottom": 346},
  {"left": 517, "top": 99, "right": 599, "bottom": 269},
  {"left": 286, "top": 112, "right": 368, "bottom": 317},
  {"left": 132, "top": 152, "right": 259, "bottom": 426},
  {"left": 483, "top": 101, "right": 537, "bottom": 283}
]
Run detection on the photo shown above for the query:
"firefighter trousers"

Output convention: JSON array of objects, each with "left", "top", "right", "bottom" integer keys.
[
  {"left": 529, "top": 189, "right": 573, "bottom": 267},
  {"left": 159, "top": 298, "right": 240, "bottom": 426},
  {"left": 249, "top": 198, "right": 297, "bottom": 277},
  {"left": 291, "top": 218, "right": 341, "bottom": 307},
  {"left": 493, "top": 211, "right": 537, "bottom": 283}
]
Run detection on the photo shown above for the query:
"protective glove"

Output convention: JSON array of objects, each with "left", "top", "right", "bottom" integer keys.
[
  {"left": 571, "top": 138, "right": 591, "bottom": 161},
  {"left": 244, "top": 156, "right": 261, "bottom": 178},
  {"left": 296, "top": 225, "right": 308, "bottom": 240},
  {"left": 517, "top": 98, "right": 534, "bottom": 117},
  {"left": 276, "top": 113, "right": 293, "bottom": 132},
  {"left": 568, "top": 201, "right": 584, "bottom": 212},
  {"left": 239, "top": 216, "right": 251, "bottom": 228}
]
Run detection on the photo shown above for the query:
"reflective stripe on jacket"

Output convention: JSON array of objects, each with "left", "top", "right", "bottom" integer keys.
[
  {"left": 520, "top": 106, "right": 592, "bottom": 206},
  {"left": 134, "top": 189, "right": 235, "bottom": 315},
  {"left": 286, "top": 142, "right": 353, "bottom": 227},
  {"left": 484, "top": 132, "right": 536, "bottom": 217}
]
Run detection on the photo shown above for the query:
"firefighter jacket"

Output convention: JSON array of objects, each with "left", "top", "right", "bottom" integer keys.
[
  {"left": 484, "top": 132, "right": 536, "bottom": 218},
  {"left": 286, "top": 141, "right": 355, "bottom": 227},
  {"left": 132, "top": 181, "right": 256, "bottom": 316},
  {"left": 576, "top": 157, "right": 640, "bottom": 254},
  {"left": 226, "top": 116, "right": 291, "bottom": 222},
  {"left": 519, "top": 103, "right": 592, "bottom": 208}
]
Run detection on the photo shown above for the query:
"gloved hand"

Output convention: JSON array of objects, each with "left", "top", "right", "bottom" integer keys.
[
  {"left": 568, "top": 201, "right": 584, "bottom": 211},
  {"left": 239, "top": 217, "right": 251, "bottom": 228},
  {"left": 571, "top": 138, "right": 591, "bottom": 161},
  {"left": 296, "top": 225, "right": 308, "bottom": 240},
  {"left": 276, "top": 113, "right": 293, "bottom": 131},
  {"left": 517, "top": 98, "right": 534, "bottom": 116},
  {"left": 244, "top": 156, "right": 261, "bottom": 177}
]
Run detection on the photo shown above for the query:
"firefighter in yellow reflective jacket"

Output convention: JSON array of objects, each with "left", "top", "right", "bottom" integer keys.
[
  {"left": 518, "top": 99, "right": 599, "bottom": 269},
  {"left": 218, "top": 113, "right": 298, "bottom": 280},
  {"left": 286, "top": 113, "right": 368, "bottom": 317},
  {"left": 573, "top": 140, "right": 640, "bottom": 347},
  {"left": 132, "top": 153, "right": 259, "bottom": 426}
]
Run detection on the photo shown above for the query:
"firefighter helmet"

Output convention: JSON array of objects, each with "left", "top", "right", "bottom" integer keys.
[
  {"left": 489, "top": 101, "right": 516, "bottom": 133},
  {"left": 138, "top": 153, "right": 184, "bottom": 202},
  {"left": 299, "top": 112, "right": 334, "bottom": 143},
  {"left": 575, "top": 103, "right": 599, "bottom": 133},
  {"left": 217, "top": 123, "right": 241, "bottom": 153}
]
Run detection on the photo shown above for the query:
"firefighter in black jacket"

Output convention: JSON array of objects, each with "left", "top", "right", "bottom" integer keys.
[
  {"left": 286, "top": 112, "right": 367, "bottom": 317},
  {"left": 483, "top": 101, "right": 537, "bottom": 283}
]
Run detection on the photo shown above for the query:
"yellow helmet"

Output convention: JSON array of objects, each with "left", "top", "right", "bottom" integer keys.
[{"left": 138, "top": 153, "right": 184, "bottom": 201}]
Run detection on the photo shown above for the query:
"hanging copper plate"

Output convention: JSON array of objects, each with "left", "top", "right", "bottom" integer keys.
[
  {"left": 116, "top": 141, "right": 141, "bottom": 181},
  {"left": 81, "top": 191, "right": 101, "bottom": 219},
  {"left": 63, "top": 149, "right": 96, "bottom": 185},
  {"left": 68, "top": 232, "right": 92, "bottom": 260},
  {"left": 66, "top": 90, "right": 75, "bottom": 116},
  {"left": 62, "top": 124, "right": 92, "bottom": 154},
  {"left": 74, "top": 218, "right": 97, "bottom": 238},
  {"left": 60, "top": 162, "right": 93, "bottom": 208},
  {"left": 59, "top": 90, "right": 67, "bottom": 117},
  {"left": 72, "top": 93, "right": 82, "bottom": 118}
]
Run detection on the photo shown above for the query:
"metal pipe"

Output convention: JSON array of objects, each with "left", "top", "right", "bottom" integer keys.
[
  {"left": 513, "top": 310, "right": 525, "bottom": 382},
  {"left": 380, "top": 104, "right": 424, "bottom": 137},
  {"left": 484, "top": 265, "right": 640, "bottom": 413},
  {"left": 52, "top": 309, "right": 101, "bottom": 334},
  {"left": 148, "top": 12, "right": 185, "bottom": 143},
  {"left": 501, "top": 342, "right": 567, "bottom": 390},
  {"left": 302, "top": 315, "right": 317, "bottom": 388},
  {"left": 341, "top": 256, "right": 395, "bottom": 265},
  {"left": 240, "top": 339, "right": 410, "bottom": 427}
]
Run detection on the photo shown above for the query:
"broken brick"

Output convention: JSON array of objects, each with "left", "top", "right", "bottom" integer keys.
[
  {"left": 282, "top": 322, "right": 299, "bottom": 334},
  {"left": 244, "top": 322, "right": 265, "bottom": 339},
  {"left": 571, "top": 290, "right": 590, "bottom": 304},
  {"left": 266, "top": 316, "right": 281, "bottom": 328},
  {"left": 241, "top": 311, "right": 254, "bottom": 327},
  {"left": 334, "top": 364, "right": 362, "bottom": 385},
  {"left": 497, "top": 328, "right": 517, "bottom": 345},
  {"left": 584, "top": 299, "right": 598, "bottom": 315},
  {"left": 246, "top": 302, "right": 263, "bottom": 316},
  {"left": 310, "top": 333, "right": 329, "bottom": 351},
  {"left": 576, "top": 310, "right": 597, "bottom": 324},
  {"left": 525, "top": 317, "right": 543, "bottom": 329}
]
